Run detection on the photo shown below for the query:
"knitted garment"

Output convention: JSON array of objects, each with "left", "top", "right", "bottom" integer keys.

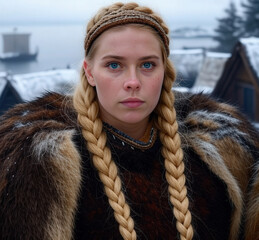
[
  {"left": 74, "top": 121, "right": 232, "bottom": 240},
  {"left": 0, "top": 92, "right": 258, "bottom": 240},
  {"left": 84, "top": 9, "right": 170, "bottom": 55}
]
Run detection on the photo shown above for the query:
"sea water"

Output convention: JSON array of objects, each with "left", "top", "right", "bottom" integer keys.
[{"left": 0, "top": 24, "right": 218, "bottom": 75}]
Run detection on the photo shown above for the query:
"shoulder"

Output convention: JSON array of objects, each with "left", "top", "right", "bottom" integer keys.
[
  {"left": 174, "top": 91, "right": 259, "bottom": 185},
  {"left": 0, "top": 92, "right": 81, "bottom": 163},
  {"left": 1, "top": 91, "right": 77, "bottom": 127},
  {"left": 0, "top": 92, "right": 82, "bottom": 238},
  {"left": 1, "top": 91, "right": 77, "bottom": 132},
  {"left": 174, "top": 91, "right": 259, "bottom": 239},
  {"left": 174, "top": 91, "right": 259, "bottom": 156}
]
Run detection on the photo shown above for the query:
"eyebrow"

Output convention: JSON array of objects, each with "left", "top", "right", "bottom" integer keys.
[{"left": 101, "top": 55, "right": 160, "bottom": 60}]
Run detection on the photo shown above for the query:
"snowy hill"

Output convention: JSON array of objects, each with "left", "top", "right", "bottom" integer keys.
[
  {"left": 240, "top": 37, "right": 259, "bottom": 80},
  {"left": 171, "top": 27, "right": 215, "bottom": 38}
]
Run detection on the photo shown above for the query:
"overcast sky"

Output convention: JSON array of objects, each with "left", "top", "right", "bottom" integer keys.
[{"left": 0, "top": 0, "right": 243, "bottom": 28}]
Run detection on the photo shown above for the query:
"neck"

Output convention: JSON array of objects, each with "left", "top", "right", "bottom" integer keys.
[
  {"left": 102, "top": 117, "right": 150, "bottom": 140},
  {"left": 115, "top": 121, "right": 149, "bottom": 140}
]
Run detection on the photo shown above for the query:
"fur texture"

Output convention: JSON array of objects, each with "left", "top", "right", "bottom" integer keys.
[
  {"left": 0, "top": 92, "right": 258, "bottom": 239},
  {"left": 0, "top": 94, "right": 81, "bottom": 240},
  {"left": 174, "top": 92, "right": 259, "bottom": 240}
]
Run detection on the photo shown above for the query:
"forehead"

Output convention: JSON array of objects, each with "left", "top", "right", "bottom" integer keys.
[{"left": 93, "top": 25, "right": 162, "bottom": 57}]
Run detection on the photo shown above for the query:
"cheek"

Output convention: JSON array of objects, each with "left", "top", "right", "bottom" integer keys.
[
  {"left": 151, "top": 76, "right": 164, "bottom": 95},
  {"left": 93, "top": 72, "right": 109, "bottom": 91},
  {"left": 146, "top": 77, "right": 164, "bottom": 110},
  {"left": 94, "top": 77, "right": 117, "bottom": 103}
]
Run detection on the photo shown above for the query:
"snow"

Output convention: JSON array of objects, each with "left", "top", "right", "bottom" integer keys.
[
  {"left": 0, "top": 77, "right": 7, "bottom": 96},
  {"left": 10, "top": 69, "right": 79, "bottom": 101},
  {"left": 253, "top": 122, "right": 259, "bottom": 131},
  {"left": 170, "top": 49, "right": 204, "bottom": 74},
  {"left": 170, "top": 49, "right": 204, "bottom": 87},
  {"left": 240, "top": 37, "right": 259, "bottom": 79},
  {"left": 170, "top": 27, "right": 215, "bottom": 38},
  {"left": 0, "top": 72, "right": 7, "bottom": 78},
  {"left": 206, "top": 52, "right": 231, "bottom": 58},
  {"left": 173, "top": 87, "right": 190, "bottom": 93},
  {"left": 173, "top": 84, "right": 214, "bottom": 95},
  {"left": 190, "top": 86, "right": 213, "bottom": 94},
  {"left": 170, "top": 49, "right": 230, "bottom": 94},
  {"left": 171, "top": 49, "right": 204, "bottom": 55},
  {"left": 193, "top": 51, "right": 230, "bottom": 90}
]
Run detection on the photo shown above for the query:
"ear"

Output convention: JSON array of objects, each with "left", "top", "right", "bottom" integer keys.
[{"left": 83, "top": 60, "right": 95, "bottom": 86}]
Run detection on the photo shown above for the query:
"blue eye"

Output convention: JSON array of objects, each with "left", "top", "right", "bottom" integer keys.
[
  {"left": 109, "top": 62, "right": 120, "bottom": 69},
  {"left": 142, "top": 62, "right": 153, "bottom": 69}
]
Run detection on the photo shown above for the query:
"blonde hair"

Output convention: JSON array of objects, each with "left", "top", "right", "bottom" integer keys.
[{"left": 73, "top": 2, "right": 193, "bottom": 240}]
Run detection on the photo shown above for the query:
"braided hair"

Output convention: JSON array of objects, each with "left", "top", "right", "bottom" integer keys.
[{"left": 73, "top": 2, "right": 193, "bottom": 240}]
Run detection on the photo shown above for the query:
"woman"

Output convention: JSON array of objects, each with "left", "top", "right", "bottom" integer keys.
[{"left": 0, "top": 2, "right": 258, "bottom": 240}]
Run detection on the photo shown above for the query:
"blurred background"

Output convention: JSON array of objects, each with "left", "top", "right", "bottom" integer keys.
[
  {"left": 0, "top": 0, "right": 259, "bottom": 126},
  {"left": 0, "top": 0, "right": 245, "bottom": 74}
]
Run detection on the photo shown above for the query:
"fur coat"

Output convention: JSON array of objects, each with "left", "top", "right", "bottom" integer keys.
[{"left": 0, "top": 92, "right": 258, "bottom": 240}]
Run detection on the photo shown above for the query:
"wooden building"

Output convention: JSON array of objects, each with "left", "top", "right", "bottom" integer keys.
[
  {"left": 0, "top": 69, "right": 78, "bottom": 115},
  {"left": 212, "top": 37, "right": 259, "bottom": 121},
  {"left": 170, "top": 49, "right": 204, "bottom": 88},
  {"left": 0, "top": 74, "right": 23, "bottom": 115},
  {"left": 192, "top": 52, "right": 230, "bottom": 94}
]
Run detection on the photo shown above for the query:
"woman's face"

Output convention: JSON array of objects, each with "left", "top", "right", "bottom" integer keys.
[{"left": 84, "top": 26, "right": 165, "bottom": 132}]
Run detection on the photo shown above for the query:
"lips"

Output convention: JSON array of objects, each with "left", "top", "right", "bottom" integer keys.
[{"left": 121, "top": 98, "right": 144, "bottom": 108}]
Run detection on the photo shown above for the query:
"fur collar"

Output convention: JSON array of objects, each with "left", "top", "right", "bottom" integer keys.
[{"left": 0, "top": 92, "right": 258, "bottom": 239}]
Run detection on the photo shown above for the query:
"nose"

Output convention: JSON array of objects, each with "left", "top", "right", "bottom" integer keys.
[{"left": 123, "top": 68, "right": 141, "bottom": 91}]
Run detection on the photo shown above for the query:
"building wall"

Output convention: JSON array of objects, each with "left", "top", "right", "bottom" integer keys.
[
  {"left": 255, "top": 87, "right": 259, "bottom": 121},
  {"left": 0, "top": 88, "right": 22, "bottom": 115},
  {"left": 234, "top": 65, "right": 259, "bottom": 121}
]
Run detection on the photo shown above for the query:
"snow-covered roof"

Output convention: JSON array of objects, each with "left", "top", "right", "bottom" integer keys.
[
  {"left": 171, "top": 51, "right": 230, "bottom": 94},
  {"left": 190, "top": 86, "right": 213, "bottom": 94},
  {"left": 0, "top": 72, "right": 7, "bottom": 78},
  {"left": 205, "top": 52, "right": 231, "bottom": 58},
  {"left": 0, "top": 75, "right": 7, "bottom": 97},
  {"left": 173, "top": 87, "right": 190, "bottom": 93},
  {"left": 253, "top": 122, "right": 259, "bottom": 131},
  {"left": 193, "top": 51, "right": 230, "bottom": 90},
  {"left": 173, "top": 85, "right": 213, "bottom": 95},
  {"left": 170, "top": 49, "right": 204, "bottom": 82},
  {"left": 0, "top": 80, "right": 7, "bottom": 96},
  {"left": 240, "top": 37, "right": 259, "bottom": 80},
  {"left": 10, "top": 69, "right": 79, "bottom": 102}
]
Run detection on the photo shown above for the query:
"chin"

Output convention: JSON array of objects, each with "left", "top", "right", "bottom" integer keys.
[{"left": 120, "top": 116, "right": 148, "bottom": 125}]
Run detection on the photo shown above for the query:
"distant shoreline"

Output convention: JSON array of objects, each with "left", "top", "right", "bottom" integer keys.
[
  {"left": 171, "top": 36, "right": 214, "bottom": 39},
  {"left": 0, "top": 25, "right": 218, "bottom": 75}
]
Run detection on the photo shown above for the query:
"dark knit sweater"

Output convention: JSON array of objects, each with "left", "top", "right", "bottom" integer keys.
[{"left": 74, "top": 123, "right": 231, "bottom": 240}]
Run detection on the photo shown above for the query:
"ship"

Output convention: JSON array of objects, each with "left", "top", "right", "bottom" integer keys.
[{"left": 0, "top": 28, "right": 38, "bottom": 62}]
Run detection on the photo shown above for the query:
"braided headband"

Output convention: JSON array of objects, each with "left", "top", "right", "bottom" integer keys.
[{"left": 85, "top": 9, "right": 170, "bottom": 56}]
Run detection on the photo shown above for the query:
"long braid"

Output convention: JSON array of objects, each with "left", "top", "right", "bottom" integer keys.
[
  {"left": 155, "top": 60, "right": 194, "bottom": 240},
  {"left": 74, "top": 2, "right": 194, "bottom": 239},
  {"left": 73, "top": 67, "right": 136, "bottom": 240}
]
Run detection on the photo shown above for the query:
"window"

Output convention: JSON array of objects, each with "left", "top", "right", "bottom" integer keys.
[{"left": 237, "top": 83, "right": 255, "bottom": 120}]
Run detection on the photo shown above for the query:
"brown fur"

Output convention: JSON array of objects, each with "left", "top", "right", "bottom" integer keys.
[
  {"left": 175, "top": 92, "right": 259, "bottom": 240},
  {"left": 245, "top": 145, "right": 259, "bottom": 240},
  {"left": 0, "top": 93, "right": 81, "bottom": 240},
  {"left": 0, "top": 92, "right": 258, "bottom": 239}
]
